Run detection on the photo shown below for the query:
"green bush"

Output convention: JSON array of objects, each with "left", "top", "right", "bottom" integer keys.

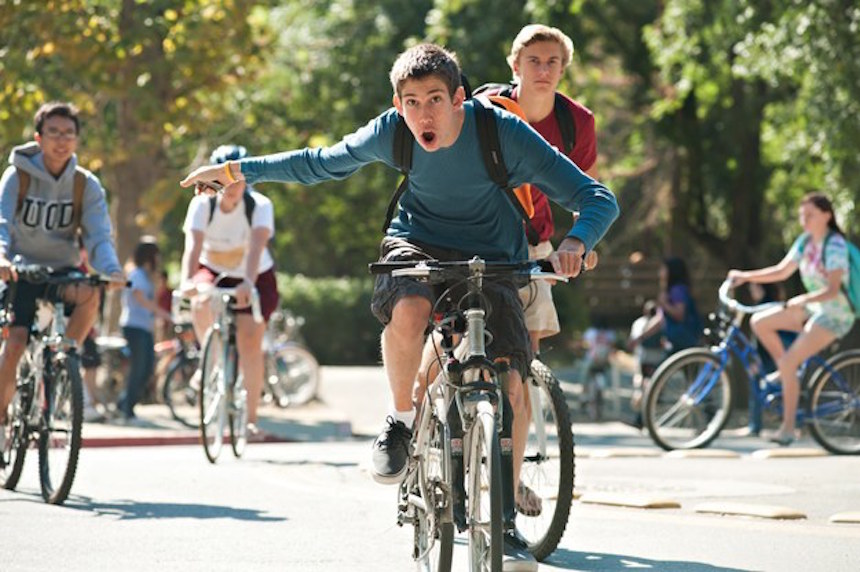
[{"left": 276, "top": 273, "right": 382, "bottom": 365}]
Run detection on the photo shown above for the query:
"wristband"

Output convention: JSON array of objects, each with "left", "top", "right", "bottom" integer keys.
[{"left": 223, "top": 162, "right": 237, "bottom": 183}]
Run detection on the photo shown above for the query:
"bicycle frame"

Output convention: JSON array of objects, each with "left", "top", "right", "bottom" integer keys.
[{"left": 690, "top": 281, "right": 844, "bottom": 425}]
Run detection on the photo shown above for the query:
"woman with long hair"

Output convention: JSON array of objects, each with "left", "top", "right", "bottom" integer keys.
[{"left": 728, "top": 192, "right": 855, "bottom": 445}]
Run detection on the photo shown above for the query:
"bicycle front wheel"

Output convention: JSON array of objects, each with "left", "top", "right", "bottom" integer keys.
[
  {"left": 162, "top": 354, "right": 200, "bottom": 428},
  {"left": 807, "top": 350, "right": 860, "bottom": 454},
  {"left": 414, "top": 415, "right": 454, "bottom": 572},
  {"left": 38, "top": 353, "right": 84, "bottom": 505},
  {"left": 1, "top": 382, "right": 31, "bottom": 491},
  {"left": 228, "top": 346, "right": 248, "bottom": 458},
  {"left": 466, "top": 402, "right": 502, "bottom": 572},
  {"left": 644, "top": 348, "right": 732, "bottom": 451},
  {"left": 267, "top": 343, "right": 320, "bottom": 407},
  {"left": 199, "top": 328, "right": 227, "bottom": 463},
  {"left": 517, "top": 360, "right": 575, "bottom": 561}
]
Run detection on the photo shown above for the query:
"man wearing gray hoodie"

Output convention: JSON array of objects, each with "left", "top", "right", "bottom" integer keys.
[{"left": 0, "top": 101, "right": 123, "bottom": 433}]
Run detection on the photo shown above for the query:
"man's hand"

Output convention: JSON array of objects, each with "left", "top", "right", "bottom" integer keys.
[
  {"left": 180, "top": 164, "right": 227, "bottom": 191},
  {"left": 0, "top": 255, "right": 17, "bottom": 282},
  {"left": 549, "top": 237, "right": 587, "bottom": 277}
]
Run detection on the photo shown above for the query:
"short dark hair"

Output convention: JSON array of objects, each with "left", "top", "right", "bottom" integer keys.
[
  {"left": 133, "top": 236, "right": 160, "bottom": 269},
  {"left": 389, "top": 43, "right": 461, "bottom": 98},
  {"left": 34, "top": 101, "right": 80, "bottom": 135}
]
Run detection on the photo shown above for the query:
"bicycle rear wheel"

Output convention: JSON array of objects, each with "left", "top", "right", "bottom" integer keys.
[
  {"left": 199, "top": 328, "right": 226, "bottom": 463},
  {"left": 807, "top": 351, "right": 860, "bottom": 454},
  {"left": 162, "top": 354, "right": 200, "bottom": 428},
  {"left": 413, "top": 416, "right": 454, "bottom": 572},
  {"left": 38, "top": 353, "right": 84, "bottom": 505},
  {"left": 466, "top": 402, "right": 502, "bottom": 572},
  {"left": 228, "top": 345, "right": 248, "bottom": 458},
  {"left": 517, "top": 359, "right": 575, "bottom": 561},
  {"left": 267, "top": 343, "right": 320, "bottom": 407},
  {"left": 1, "top": 382, "right": 31, "bottom": 490},
  {"left": 644, "top": 348, "right": 732, "bottom": 451}
]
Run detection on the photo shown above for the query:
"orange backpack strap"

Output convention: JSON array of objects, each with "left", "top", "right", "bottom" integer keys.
[
  {"left": 15, "top": 168, "right": 30, "bottom": 216},
  {"left": 72, "top": 168, "right": 86, "bottom": 230}
]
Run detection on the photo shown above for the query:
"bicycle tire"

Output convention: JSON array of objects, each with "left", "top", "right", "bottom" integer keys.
[
  {"left": 517, "top": 359, "right": 575, "bottom": 561},
  {"left": 199, "top": 328, "right": 226, "bottom": 463},
  {"left": 228, "top": 345, "right": 248, "bottom": 458},
  {"left": 414, "top": 416, "right": 454, "bottom": 572},
  {"left": 38, "top": 352, "right": 84, "bottom": 505},
  {"left": 267, "top": 343, "right": 320, "bottom": 408},
  {"left": 644, "top": 348, "right": 733, "bottom": 451},
  {"left": 1, "top": 382, "right": 31, "bottom": 490},
  {"left": 807, "top": 350, "right": 860, "bottom": 455},
  {"left": 467, "top": 404, "right": 502, "bottom": 572},
  {"left": 162, "top": 354, "right": 200, "bottom": 428}
]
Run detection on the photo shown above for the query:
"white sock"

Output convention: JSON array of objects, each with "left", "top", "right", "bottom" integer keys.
[{"left": 391, "top": 408, "right": 415, "bottom": 428}]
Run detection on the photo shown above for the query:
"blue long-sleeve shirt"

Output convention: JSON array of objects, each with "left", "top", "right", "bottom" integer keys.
[{"left": 240, "top": 101, "right": 619, "bottom": 261}]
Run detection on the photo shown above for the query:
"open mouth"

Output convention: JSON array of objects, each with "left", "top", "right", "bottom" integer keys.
[{"left": 420, "top": 131, "right": 436, "bottom": 144}]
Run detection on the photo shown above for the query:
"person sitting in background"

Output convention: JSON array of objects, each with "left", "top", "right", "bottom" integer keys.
[{"left": 627, "top": 299, "right": 666, "bottom": 427}]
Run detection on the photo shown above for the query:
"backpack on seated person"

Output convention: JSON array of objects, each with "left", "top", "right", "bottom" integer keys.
[
  {"left": 385, "top": 75, "right": 541, "bottom": 245},
  {"left": 801, "top": 232, "right": 860, "bottom": 316}
]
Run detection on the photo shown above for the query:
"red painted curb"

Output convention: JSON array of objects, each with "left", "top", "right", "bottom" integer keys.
[{"left": 82, "top": 432, "right": 295, "bottom": 448}]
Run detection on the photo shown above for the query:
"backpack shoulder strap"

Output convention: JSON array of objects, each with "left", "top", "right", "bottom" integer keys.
[
  {"left": 383, "top": 117, "right": 414, "bottom": 233},
  {"left": 15, "top": 168, "right": 30, "bottom": 216},
  {"left": 207, "top": 194, "right": 218, "bottom": 225},
  {"left": 473, "top": 99, "right": 540, "bottom": 245},
  {"left": 553, "top": 93, "right": 576, "bottom": 155},
  {"left": 72, "top": 168, "right": 86, "bottom": 230},
  {"left": 243, "top": 190, "right": 256, "bottom": 228}
]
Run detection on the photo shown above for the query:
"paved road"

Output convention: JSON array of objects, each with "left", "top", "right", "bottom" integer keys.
[{"left": 3, "top": 366, "right": 860, "bottom": 571}]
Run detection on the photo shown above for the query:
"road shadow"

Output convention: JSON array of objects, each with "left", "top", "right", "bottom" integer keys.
[
  {"left": 259, "top": 458, "right": 359, "bottom": 469},
  {"left": 542, "top": 547, "right": 759, "bottom": 571},
  {"left": 63, "top": 495, "right": 287, "bottom": 522}
]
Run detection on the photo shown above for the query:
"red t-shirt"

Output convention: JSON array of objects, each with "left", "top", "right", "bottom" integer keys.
[{"left": 495, "top": 88, "right": 598, "bottom": 242}]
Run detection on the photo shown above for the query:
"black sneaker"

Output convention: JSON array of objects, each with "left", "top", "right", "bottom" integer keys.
[
  {"left": 370, "top": 416, "right": 412, "bottom": 484},
  {"left": 502, "top": 531, "right": 537, "bottom": 572}
]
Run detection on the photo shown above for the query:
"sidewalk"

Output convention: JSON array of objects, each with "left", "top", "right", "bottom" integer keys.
[{"left": 82, "top": 366, "right": 369, "bottom": 448}]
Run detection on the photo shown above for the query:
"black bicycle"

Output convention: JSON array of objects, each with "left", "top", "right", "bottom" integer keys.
[{"left": 0, "top": 265, "right": 123, "bottom": 504}]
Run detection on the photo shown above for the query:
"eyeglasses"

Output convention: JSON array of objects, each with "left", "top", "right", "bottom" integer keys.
[{"left": 41, "top": 129, "right": 78, "bottom": 141}]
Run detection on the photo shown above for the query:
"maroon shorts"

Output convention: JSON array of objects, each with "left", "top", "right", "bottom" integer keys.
[{"left": 192, "top": 265, "right": 279, "bottom": 322}]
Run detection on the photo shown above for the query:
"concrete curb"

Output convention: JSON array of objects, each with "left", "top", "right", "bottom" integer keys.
[
  {"left": 82, "top": 431, "right": 295, "bottom": 448},
  {"left": 579, "top": 492, "right": 681, "bottom": 509},
  {"left": 694, "top": 501, "right": 806, "bottom": 520}
]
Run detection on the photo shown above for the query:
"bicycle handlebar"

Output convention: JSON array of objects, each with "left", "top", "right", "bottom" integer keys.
[
  {"left": 369, "top": 257, "right": 581, "bottom": 283},
  {"left": 717, "top": 279, "right": 784, "bottom": 315},
  {"left": 178, "top": 280, "right": 264, "bottom": 324}
]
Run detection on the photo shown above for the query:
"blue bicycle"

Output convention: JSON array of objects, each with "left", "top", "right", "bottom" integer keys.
[{"left": 643, "top": 280, "right": 860, "bottom": 453}]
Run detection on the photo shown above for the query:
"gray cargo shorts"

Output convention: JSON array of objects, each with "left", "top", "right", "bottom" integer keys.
[{"left": 370, "top": 236, "right": 532, "bottom": 378}]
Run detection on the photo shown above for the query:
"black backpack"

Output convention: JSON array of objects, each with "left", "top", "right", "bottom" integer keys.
[
  {"left": 385, "top": 78, "right": 541, "bottom": 245},
  {"left": 207, "top": 190, "right": 256, "bottom": 228},
  {"left": 472, "top": 82, "right": 577, "bottom": 155}
]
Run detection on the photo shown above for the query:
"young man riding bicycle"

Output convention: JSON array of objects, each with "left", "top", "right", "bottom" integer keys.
[
  {"left": 0, "top": 101, "right": 124, "bottom": 452},
  {"left": 180, "top": 144, "right": 279, "bottom": 437},
  {"left": 181, "top": 44, "right": 618, "bottom": 570}
]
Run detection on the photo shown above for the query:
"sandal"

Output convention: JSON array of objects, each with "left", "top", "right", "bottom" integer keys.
[
  {"left": 764, "top": 428, "right": 795, "bottom": 447},
  {"left": 516, "top": 483, "right": 543, "bottom": 517}
]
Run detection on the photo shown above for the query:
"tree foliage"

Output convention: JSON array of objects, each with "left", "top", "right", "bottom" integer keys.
[{"left": 2, "top": 0, "right": 858, "bottom": 279}]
